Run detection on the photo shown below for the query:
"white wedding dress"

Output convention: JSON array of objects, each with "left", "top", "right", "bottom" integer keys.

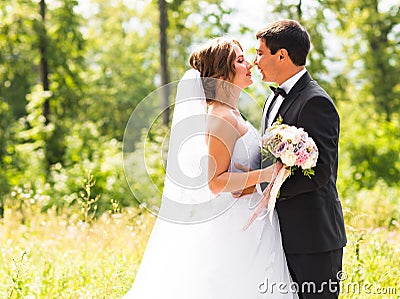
[{"left": 123, "top": 122, "right": 297, "bottom": 299}]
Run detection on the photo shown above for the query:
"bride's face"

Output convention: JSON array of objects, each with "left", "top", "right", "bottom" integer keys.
[{"left": 232, "top": 44, "right": 253, "bottom": 89}]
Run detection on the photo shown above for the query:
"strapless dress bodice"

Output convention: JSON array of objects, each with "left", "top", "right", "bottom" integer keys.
[{"left": 228, "top": 122, "right": 261, "bottom": 173}]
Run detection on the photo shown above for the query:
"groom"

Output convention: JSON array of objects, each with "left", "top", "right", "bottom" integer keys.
[{"left": 254, "top": 20, "right": 347, "bottom": 298}]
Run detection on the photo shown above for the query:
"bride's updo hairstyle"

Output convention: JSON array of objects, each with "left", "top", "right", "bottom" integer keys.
[{"left": 189, "top": 37, "right": 242, "bottom": 102}]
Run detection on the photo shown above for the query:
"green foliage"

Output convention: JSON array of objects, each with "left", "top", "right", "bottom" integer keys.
[
  {"left": 0, "top": 205, "right": 155, "bottom": 298},
  {"left": 3, "top": 86, "right": 51, "bottom": 195},
  {"left": 124, "top": 119, "right": 168, "bottom": 211},
  {"left": 78, "top": 170, "right": 100, "bottom": 224},
  {"left": 1, "top": 0, "right": 87, "bottom": 168},
  {"left": 0, "top": 100, "right": 15, "bottom": 206},
  {"left": 0, "top": 0, "right": 38, "bottom": 118},
  {"left": 82, "top": 0, "right": 158, "bottom": 140},
  {"left": 6, "top": 251, "right": 29, "bottom": 299},
  {"left": 346, "top": 116, "right": 400, "bottom": 189},
  {"left": 338, "top": 97, "right": 400, "bottom": 191},
  {"left": 0, "top": 1, "right": 399, "bottom": 296},
  {"left": 326, "top": 0, "right": 400, "bottom": 120},
  {"left": 0, "top": 197, "right": 399, "bottom": 299},
  {"left": 166, "top": 0, "right": 236, "bottom": 82},
  {"left": 44, "top": 121, "right": 132, "bottom": 213},
  {"left": 43, "top": 0, "right": 87, "bottom": 167},
  {"left": 342, "top": 181, "right": 400, "bottom": 231},
  {"left": 0, "top": 0, "right": 398, "bottom": 262},
  {"left": 341, "top": 229, "right": 400, "bottom": 299}
]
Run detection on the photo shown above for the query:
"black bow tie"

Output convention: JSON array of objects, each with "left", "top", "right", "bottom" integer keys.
[
  {"left": 265, "top": 86, "right": 287, "bottom": 122},
  {"left": 270, "top": 86, "right": 287, "bottom": 98}
]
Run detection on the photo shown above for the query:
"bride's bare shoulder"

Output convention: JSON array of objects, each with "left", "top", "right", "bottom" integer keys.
[{"left": 206, "top": 104, "right": 239, "bottom": 137}]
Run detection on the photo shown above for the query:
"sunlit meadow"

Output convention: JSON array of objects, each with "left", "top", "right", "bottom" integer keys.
[{"left": 1, "top": 182, "right": 399, "bottom": 298}]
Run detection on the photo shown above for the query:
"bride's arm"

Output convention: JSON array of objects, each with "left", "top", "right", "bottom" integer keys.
[{"left": 206, "top": 114, "right": 274, "bottom": 195}]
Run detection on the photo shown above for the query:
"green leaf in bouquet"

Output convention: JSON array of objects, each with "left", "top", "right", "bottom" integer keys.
[{"left": 302, "top": 168, "right": 315, "bottom": 179}]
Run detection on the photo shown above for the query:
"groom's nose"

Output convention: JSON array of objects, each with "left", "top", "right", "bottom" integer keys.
[{"left": 253, "top": 56, "right": 258, "bottom": 65}]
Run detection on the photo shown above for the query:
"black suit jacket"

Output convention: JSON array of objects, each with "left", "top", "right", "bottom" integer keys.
[{"left": 262, "top": 71, "right": 347, "bottom": 254}]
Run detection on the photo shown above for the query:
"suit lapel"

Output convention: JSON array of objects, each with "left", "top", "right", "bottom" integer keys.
[
  {"left": 261, "top": 93, "right": 272, "bottom": 133},
  {"left": 274, "top": 72, "right": 312, "bottom": 123}
]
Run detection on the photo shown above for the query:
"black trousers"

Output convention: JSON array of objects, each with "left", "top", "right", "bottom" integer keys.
[{"left": 285, "top": 248, "right": 343, "bottom": 299}]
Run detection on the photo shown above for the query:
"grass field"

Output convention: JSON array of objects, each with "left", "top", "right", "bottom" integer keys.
[{"left": 1, "top": 200, "right": 399, "bottom": 298}]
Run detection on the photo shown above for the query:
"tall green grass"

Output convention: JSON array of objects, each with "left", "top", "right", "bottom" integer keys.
[
  {"left": 1, "top": 181, "right": 399, "bottom": 298},
  {"left": 0, "top": 204, "right": 155, "bottom": 299}
]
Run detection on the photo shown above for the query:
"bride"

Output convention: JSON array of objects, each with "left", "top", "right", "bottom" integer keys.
[{"left": 123, "top": 37, "right": 297, "bottom": 298}]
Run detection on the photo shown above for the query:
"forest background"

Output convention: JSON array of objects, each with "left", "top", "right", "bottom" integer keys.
[{"left": 0, "top": 0, "right": 399, "bottom": 298}]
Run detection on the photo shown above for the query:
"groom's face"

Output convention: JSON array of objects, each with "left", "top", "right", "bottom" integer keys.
[{"left": 254, "top": 39, "right": 280, "bottom": 83}]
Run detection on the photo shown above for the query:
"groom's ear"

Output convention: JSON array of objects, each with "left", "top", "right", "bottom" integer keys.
[{"left": 278, "top": 49, "right": 289, "bottom": 61}]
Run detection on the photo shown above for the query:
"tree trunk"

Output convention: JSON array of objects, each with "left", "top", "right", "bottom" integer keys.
[
  {"left": 297, "top": 0, "right": 303, "bottom": 19},
  {"left": 40, "top": 0, "right": 50, "bottom": 125},
  {"left": 159, "top": 0, "right": 169, "bottom": 126}
]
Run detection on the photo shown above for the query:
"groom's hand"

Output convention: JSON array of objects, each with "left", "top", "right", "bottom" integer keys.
[
  {"left": 231, "top": 162, "right": 256, "bottom": 198},
  {"left": 234, "top": 162, "right": 251, "bottom": 172}
]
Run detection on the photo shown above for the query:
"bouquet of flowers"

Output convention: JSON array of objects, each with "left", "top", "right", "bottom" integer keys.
[{"left": 243, "top": 117, "right": 318, "bottom": 230}]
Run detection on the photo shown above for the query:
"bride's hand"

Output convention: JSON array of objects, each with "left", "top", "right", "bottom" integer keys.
[
  {"left": 274, "top": 160, "right": 284, "bottom": 172},
  {"left": 261, "top": 161, "right": 284, "bottom": 182},
  {"left": 232, "top": 186, "right": 256, "bottom": 198}
]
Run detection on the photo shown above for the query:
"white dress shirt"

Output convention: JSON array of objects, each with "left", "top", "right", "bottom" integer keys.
[
  {"left": 256, "top": 68, "right": 308, "bottom": 195},
  {"left": 263, "top": 68, "right": 308, "bottom": 130}
]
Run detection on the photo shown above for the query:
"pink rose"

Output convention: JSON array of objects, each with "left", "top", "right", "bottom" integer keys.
[{"left": 295, "top": 149, "right": 311, "bottom": 167}]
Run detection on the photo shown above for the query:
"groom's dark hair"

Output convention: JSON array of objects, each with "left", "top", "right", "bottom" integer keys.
[{"left": 256, "top": 19, "right": 310, "bottom": 66}]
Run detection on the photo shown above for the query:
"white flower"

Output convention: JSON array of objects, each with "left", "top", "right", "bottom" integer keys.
[
  {"left": 303, "top": 155, "right": 317, "bottom": 169},
  {"left": 280, "top": 126, "right": 297, "bottom": 143},
  {"left": 280, "top": 150, "right": 297, "bottom": 166}
]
